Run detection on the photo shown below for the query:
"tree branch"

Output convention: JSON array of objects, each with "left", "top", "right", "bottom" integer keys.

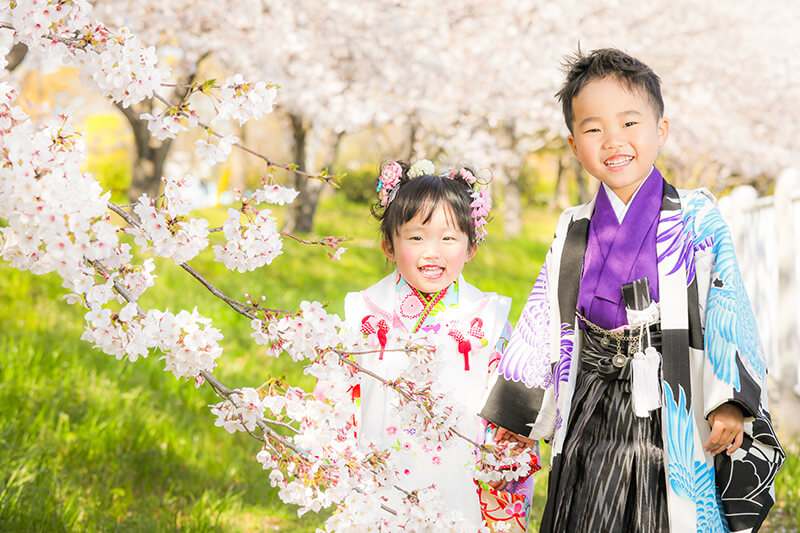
[{"left": 151, "top": 93, "right": 337, "bottom": 185}]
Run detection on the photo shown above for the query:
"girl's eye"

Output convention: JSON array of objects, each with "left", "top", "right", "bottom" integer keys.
[
  {"left": 624, "top": 121, "right": 637, "bottom": 127},
  {"left": 410, "top": 236, "right": 422, "bottom": 241}
]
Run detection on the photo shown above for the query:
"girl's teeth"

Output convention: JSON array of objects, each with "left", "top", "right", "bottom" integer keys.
[{"left": 420, "top": 266, "right": 443, "bottom": 277}]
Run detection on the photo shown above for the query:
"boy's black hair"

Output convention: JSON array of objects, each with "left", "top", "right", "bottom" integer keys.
[
  {"left": 555, "top": 48, "right": 664, "bottom": 133},
  {"left": 371, "top": 162, "right": 478, "bottom": 251}
]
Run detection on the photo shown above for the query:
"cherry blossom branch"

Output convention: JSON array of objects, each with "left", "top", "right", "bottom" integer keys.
[
  {"left": 204, "top": 225, "right": 347, "bottom": 259},
  {"left": 199, "top": 370, "right": 312, "bottom": 452},
  {"left": 334, "top": 350, "right": 491, "bottom": 454},
  {"left": 151, "top": 93, "right": 339, "bottom": 186},
  {"left": 201, "top": 368, "right": 409, "bottom": 516},
  {"left": 87, "top": 234, "right": 418, "bottom": 514},
  {"left": 279, "top": 233, "right": 346, "bottom": 247},
  {"left": 107, "top": 200, "right": 285, "bottom": 319},
  {"left": 96, "top": 268, "right": 410, "bottom": 514},
  {"left": 94, "top": 270, "right": 302, "bottom": 452},
  {"left": 0, "top": 20, "right": 338, "bottom": 187}
]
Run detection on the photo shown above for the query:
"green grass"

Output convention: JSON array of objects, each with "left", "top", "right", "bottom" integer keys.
[
  {"left": 0, "top": 194, "right": 557, "bottom": 532},
  {"left": 1, "top": 193, "right": 798, "bottom": 531}
]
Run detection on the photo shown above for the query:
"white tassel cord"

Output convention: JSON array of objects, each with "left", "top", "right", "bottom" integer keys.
[{"left": 631, "top": 346, "right": 663, "bottom": 418}]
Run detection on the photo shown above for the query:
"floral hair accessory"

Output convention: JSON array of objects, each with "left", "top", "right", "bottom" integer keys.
[
  {"left": 470, "top": 187, "right": 491, "bottom": 243},
  {"left": 377, "top": 161, "right": 402, "bottom": 206},
  {"left": 408, "top": 159, "right": 435, "bottom": 178},
  {"left": 459, "top": 168, "right": 477, "bottom": 185},
  {"left": 377, "top": 159, "right": 492, "bottom": 243}
]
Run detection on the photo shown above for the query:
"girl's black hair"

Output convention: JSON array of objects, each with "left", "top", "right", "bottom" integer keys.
[{"left": 371, "top": 161, "right": 479, "bottom": 251}]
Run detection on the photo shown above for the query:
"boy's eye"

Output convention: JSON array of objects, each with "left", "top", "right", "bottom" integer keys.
[
  {"left": 583, "top": 128, "right": 600, "bottom": 134},
  {"left": 624, "top": 121, "right": 637, "bottom": 127}
]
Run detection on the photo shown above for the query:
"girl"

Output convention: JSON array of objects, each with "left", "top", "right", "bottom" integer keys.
[{"left": 345, "top": 160, "right": 536, "bottom": 530}]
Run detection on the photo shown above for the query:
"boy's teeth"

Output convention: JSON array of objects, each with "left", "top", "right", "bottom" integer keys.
[{"left": 606, "top": 156, "right": 633, "bottom": 167}]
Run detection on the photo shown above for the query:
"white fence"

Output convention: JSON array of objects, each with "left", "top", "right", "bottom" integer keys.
[{"left": 718, "top": 168, "right": 800, "bottom": 437}]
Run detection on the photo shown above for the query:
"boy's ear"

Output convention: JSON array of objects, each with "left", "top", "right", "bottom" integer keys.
[
  {"left": 381, "top": 239, "right": 394, "bottom": 261},
  {"left": 657, "top": 117, "right": 670, "bottom": 147},
  {"left": 567, "top": 134, "right": 579, "bottom": 158}
]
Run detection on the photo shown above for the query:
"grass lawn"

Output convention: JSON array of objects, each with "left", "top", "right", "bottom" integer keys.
[{"left": 1, "top": 193, "right": 797, "bottom": 531}]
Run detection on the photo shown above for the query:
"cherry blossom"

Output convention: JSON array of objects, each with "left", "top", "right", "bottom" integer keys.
[
  {"left": 212, "top": 207, "right": 283, "bottom": 273},
  {"left": 18, "top": 1, "right": 797, "bottom": 530}
]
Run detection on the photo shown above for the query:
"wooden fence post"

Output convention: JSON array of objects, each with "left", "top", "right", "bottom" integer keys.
[
  {"left": 719, "top": 172, "right": 800, "bottom": 437},
  {"left": 774, "top": 168, "right": 800, "bottom": 436}
]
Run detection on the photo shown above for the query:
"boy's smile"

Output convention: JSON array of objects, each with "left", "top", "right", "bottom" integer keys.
[{"left": 568, "top": 76, "right": 669, "bottom": 203}]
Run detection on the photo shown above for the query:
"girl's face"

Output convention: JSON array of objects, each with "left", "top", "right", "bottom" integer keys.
[{"left": 382, "top": 203, "right": 476, "bottom": 295}]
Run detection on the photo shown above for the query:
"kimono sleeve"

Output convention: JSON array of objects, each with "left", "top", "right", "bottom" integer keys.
[
  {"left": 694, "top": 195, "right": 764, "bottom": 419},
  {"left": 686, "top": 191, "right": 786, "bottom": 531},
  {"left": 479, "top": 259, "right": 559, "bottom": 439}
]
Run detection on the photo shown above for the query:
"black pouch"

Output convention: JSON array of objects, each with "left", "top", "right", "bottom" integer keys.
[{"left": 714, "top": 409, "right": 785, "bottom": 531}]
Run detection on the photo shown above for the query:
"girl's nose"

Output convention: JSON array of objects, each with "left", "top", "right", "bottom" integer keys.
[{"left": 422, "top": 243, "right": 441, "bottom": 259}]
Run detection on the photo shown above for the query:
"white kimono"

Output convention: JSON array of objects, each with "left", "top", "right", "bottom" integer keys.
[{"left": 345, "top": 271, "right": 511, "bottom": 527}]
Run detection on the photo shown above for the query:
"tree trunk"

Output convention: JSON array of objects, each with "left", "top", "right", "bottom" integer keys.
[
  {"left": 496, "top": 121, "right": 524, "bottom": 237},
  {"left": 502, "top": 166, "right": 523, "bottom": 237},
  {"left": 283, "top": 122, "right": 343, "bottom": 233},
  {"left": 283, "top": 115, "right": 341, "bottom": 234},
  {"left": 550, "top": 153, "right": 572, "bottom": 210},
  {"left": 115, "top": 63, "right": 203, "bottom": 205},
  {"left": 117, "top": 101, "right": 174, "bottom": 203},
  {"left": 229, "top": 123, "right": 248, "bottom": 193},
  {"left": 407, "top": 120, "right": 419, "bottom": 161},
  {"left": 5, "top": 42, "right": 27, "bottom": 72}
]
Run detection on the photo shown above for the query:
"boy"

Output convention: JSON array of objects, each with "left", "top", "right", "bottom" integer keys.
[{"left": 480, "top": 49, "right": 784, "bottom": 532}]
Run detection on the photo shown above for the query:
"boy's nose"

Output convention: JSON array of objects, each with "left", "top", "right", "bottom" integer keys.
[{"left": 603, "top": 130, "right": 625, "bottom": 150}]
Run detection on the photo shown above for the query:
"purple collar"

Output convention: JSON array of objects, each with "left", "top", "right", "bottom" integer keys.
[{"left": 577, "top": 168, "right": 663, "bottom": 329}]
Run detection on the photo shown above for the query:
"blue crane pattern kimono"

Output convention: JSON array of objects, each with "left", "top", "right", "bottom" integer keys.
[{"left": 482, "top": 176, "right": 784, "bottom": 532}]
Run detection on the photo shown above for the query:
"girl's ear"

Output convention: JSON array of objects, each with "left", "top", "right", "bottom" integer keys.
[
  {"left": 381, "top": 239, "right": 394, "bottom": 261},
  {"left": 466, "top": 243, "right": 478, "bottom": 262}
]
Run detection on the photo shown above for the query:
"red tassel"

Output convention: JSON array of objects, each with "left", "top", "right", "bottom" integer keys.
[
  {"left": 458, "top": 339, "right": 472, "bottom": 371},
  {"left": 377, "top": 320, "right": 389, "bottom": 360},
  {"left": 348, "top": 383, "right": 361, "bottom": 400}
]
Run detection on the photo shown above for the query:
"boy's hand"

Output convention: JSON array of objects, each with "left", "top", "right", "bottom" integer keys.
[
  {"left": 493, "top": 426, "right": 535, "bottom": 447},
  {"left": 704, "top": 403, "right": 744, "bottom": 456}
]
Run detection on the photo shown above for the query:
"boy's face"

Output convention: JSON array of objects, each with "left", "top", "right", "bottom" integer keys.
[{"left": 567, "top": 76, "right": 669, "bottom": 203}]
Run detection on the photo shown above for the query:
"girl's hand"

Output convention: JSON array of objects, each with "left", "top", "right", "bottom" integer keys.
[
  {"left": 488, "top": 478, "right": 509, "bottom": 491},
  {"left": 488, "top": 427, "right": 536, "bottom": 491},
  {"left": 704, "top": 403, "right": 744, "bottom": 456},
  {"left": 493, "top": 426, "right": 535, "bottom": 447}
]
